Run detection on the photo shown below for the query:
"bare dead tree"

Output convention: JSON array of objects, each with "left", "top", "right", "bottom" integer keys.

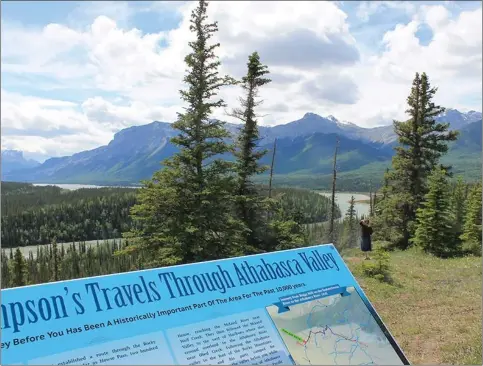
[
  {"left": 369, "top": 179, "right": 373, "bottom": 216},
  {"left": 329, "top": 136, "right": 339, "bottom": 242},
  {"left": 268, "top": 138, "right": 277, "bottom": 198}
]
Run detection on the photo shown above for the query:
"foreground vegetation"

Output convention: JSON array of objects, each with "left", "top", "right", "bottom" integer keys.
[
  {"left": 345, "top": 246, "right": 482, "bottom": 365},
  {"left": 3, "top": 239, "right": 480, "bottom": 365},
  {"left": 372, "top": 71, "right": 481, "bottom": 259}
]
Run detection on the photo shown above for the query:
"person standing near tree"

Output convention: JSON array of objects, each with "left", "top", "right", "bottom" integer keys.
[{"left": 360, "top": 219, "right": 373, "bottom": 259}]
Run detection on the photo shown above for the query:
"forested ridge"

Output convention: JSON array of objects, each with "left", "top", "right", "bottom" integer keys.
[
  {"left": 1, "top": 182, "right": 136, "bottom": 215},
  {"left": 1, "top": 184, "right": 137, "bottom": 247}
]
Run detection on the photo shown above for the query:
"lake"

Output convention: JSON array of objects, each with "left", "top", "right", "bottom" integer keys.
[{"left": 317, "top": 191, "right": 370, "bottom": 218}]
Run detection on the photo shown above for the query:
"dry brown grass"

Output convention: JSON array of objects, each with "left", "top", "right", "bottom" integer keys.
[{"left": 343, "top": 247, "right": 482, "bottom": 365}]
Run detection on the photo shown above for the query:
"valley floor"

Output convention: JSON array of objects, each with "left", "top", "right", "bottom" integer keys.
[{"left": 344, "top": 247, "right": 482, "bottom": 365}]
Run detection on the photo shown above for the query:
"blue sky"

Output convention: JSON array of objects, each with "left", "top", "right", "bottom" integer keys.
[{"left": 1, "top": 1, "right": 481, "bottom": 161}]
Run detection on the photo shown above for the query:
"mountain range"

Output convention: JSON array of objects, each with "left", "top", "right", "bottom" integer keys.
[
  {"left": 2, "top": 109, "right": 481, "bottom": 187},
  {"left": 1, "top": 150, "right": 41, "bottom": 175}
]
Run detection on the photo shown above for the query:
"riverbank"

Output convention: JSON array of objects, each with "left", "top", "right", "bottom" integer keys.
[{"left": 10, "top": 239, "right": 123, "bottom": 259}]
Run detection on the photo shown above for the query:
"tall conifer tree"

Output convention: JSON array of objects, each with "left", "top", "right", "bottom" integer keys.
[
  {"left": 231, "top": 52, "right": 271, "bottom": 250},
  {"left": 343, "top": 196, "right": 357, "bottom": 248},
  {"left": 126, "top": 0, "right": 242, "bottom": 266},
  {"left": 377, "top": 72, "right": 458, "bottom": 249}
]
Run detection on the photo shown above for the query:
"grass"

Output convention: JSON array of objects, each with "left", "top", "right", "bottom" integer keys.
[{"left": 342, "top": 246, "right": 482, "bottom": 365}]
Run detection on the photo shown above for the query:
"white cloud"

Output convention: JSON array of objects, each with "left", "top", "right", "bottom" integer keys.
[
  {"left": 1, "top": 134, "right": 108, "bottom": 162},
  {"left": 81, "top": 96, "right": 179, "bottom": 129},
  {"left": 0, "top": 103, "right": 110, "bottom": 161},
  {"left": 1, "top": 89, "right": 87, "bottom": 132},
  {"left": 421, "top": 4, "right": 451, "bottom": 30},
  {"left": 1, "top": 1, "right": 481, "bottom": 157},
  {"left": 331, "top": 4, "right": 482, "bottom": 126}
]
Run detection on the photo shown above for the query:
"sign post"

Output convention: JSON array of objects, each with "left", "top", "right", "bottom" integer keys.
[{"left": 1, "top": 244, "right": 409, "bottom": 365}]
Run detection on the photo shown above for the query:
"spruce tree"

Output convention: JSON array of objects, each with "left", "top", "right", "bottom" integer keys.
[
  {"left": 343, "top": 196, "right": 357, "bottom": 248},
  {"left": 382, "top": 168, "right": 390, "bottom": 200},
  {"left": 11, "top": 248, "right": 27, "bottom": 287},
  {"left": 378, "top": 72, "right": 458, "bottom": 249},
  {"left": 412, "top": 168, "right": 460, "bottom": 257},
  {"left": 51, "top": 238, "right": 61, "bottom": 281},
  {"left": 346, "top": 196, "right": 356, "bottom": 224},
  {"left": 460, "top": 182, "right": 482, "bottom": 256},
  {"left": 266, "top": 202, "right": 307, "bottom": 251},
  {"left": 1, "top": 251, "right": 11, "bottom": 288},
  {"left": 231, "top": 52, "right": 271, "bottom": 250},
  {"left": 126, "top": 0, "right": 242, "bottom": 266},
  {"left": 452, "top": 176, "right": 467, "bottom": 241}
]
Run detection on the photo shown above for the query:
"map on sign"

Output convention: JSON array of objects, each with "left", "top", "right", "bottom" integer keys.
[{"left": 266, "top": 286, "right": 405, "bottom": 365}]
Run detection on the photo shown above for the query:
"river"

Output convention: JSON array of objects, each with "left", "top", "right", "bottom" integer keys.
[
  {"left": 11, "top": 184, "right": 368, "bottom": 258},
  {"left": 317, "top": 191, "right": 370, "bottom": 218},
  {"left": 33, "top": 183, "right": 138, "bottom": 190},
  {"left": 10, "top": 239, "right": 123, "bottom": 259},
  {"left": 32, "top": 184, "right": 370, "bottom": 217}
]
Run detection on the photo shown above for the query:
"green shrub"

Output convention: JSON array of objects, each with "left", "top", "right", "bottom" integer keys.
[{"left": 362, "top": 247, "right": 392, "bottom": 283}]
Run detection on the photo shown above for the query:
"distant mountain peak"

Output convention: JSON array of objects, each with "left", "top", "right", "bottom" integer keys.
[
  {"left": 2, "top": 149, "right": 24, "bottom": 159},
  {"left": 302, "top": 112, "right": 321, "bottom": 119},
  {"left": 1, "top": 149, "right": 40, "bottom": 175},
  {"left": 302, "top": 112, "right": 340, "bottom": 124}
]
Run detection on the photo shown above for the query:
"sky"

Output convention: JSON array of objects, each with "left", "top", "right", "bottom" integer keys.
[{"left": 1, "top": 0, "right": 482, "bottom": 162}]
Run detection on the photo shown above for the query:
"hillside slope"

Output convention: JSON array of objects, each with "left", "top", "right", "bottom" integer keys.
[{"left": 2, "top": 113, "right": 480, "bottom": 186}]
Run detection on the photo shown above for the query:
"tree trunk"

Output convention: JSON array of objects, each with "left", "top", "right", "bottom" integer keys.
[
  {"left": 329, "top": 137, "right": 339, "bottom": 242},
  {"left": 268, "top": 138, "right": 277, "bottom": 199}
]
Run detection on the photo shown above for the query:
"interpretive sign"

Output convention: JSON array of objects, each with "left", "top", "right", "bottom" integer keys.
[{"left": 1, "top": 244, "right": 409, "bottom": 365}]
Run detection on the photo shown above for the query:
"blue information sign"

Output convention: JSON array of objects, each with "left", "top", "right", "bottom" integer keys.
[{"left": 1, "top": 244, "right": 409, "bottom": 365}]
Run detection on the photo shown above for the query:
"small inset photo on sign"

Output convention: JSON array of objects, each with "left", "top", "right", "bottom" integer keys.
[{"left": 265, "top": 286, "right": 405, "bottom": 366}]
